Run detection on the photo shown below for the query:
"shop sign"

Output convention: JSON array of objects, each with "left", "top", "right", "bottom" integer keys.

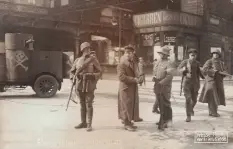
[
  {"left": 164, "top": 32, "right": 176, "bottom": 43},
  {"left": 162, "top": 11, "right": 180, "bottom": 25},
  {"left": 180, "top": 13, "right": 202, "bottom": 27},
  {"left": 141, "top": 33, "right": 153, "bottom": 46},
  {"left": 164, "top": 36, "right": 176, "bottom": 43},
  {"left": 154, "top": 33, "right": 160, "bottom": 44},
  {"left": 133, "top": 10, "right": 202, "bottom": 28},
  {"left": 133, "top": 11, "right": 162, "bottom": 28}
]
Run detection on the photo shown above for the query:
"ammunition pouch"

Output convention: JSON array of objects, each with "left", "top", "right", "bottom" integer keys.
[
  {"left": 78, "top": 74, "right": 96, "bottom": 80},
  {"left": 85, "top": 74, "right": 96, "bottom": 80}
]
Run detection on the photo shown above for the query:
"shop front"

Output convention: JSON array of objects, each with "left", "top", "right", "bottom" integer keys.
[{"left": 133, "top": 10, "right": 203, "bottom": 67}]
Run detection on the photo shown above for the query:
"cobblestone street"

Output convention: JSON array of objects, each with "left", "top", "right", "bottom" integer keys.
[{"left": 0, "top": 77, "right": 233, "bottom": 149}]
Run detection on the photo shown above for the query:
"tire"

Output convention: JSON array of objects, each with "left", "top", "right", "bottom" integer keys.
[
  {"left": 33, "top": 75, "right": 59, "bottom": 98},
  {"left": 0, "top": 85, "right": 5, "bottom": 92}
]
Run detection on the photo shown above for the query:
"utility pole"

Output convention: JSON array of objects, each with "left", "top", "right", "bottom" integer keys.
[{"left": 118, "top": 9, "right": 122, "bottom": 62}]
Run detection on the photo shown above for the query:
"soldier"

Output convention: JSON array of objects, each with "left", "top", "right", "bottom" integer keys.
[
  {"left": 178, "top": 48, "right": 204, "bottom": 122},
  {"left": 199, "top": 49, "right": 229, "bottom": 117},
  {"left": 152, "top": 46, "right": 175, "bottom": 130},
  {"left": 152, "top": 58, "right": 160, "bottom": 114},
  {"left": 138, "top": 57, "right": 146, "bottom": 86},
  {"left": 117, "top": 46, "right": 143, "bottom": 131},
  {"left": 70, "top": 42, "right": 102, "bottom": 132}
]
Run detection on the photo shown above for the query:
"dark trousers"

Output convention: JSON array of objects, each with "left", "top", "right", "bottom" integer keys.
[
  {"left": 183, "top": 87, "right": 198, "bottom": 116},
  {"left": 208, "top": 98, "right": 218, "bottom": 115},
  {"left": 156, "top": 93, "right": 172, "bottom": 124},
  {"left": 77, "top": 91, "right": 94, "bottom": 125},
  {"left": 152, "top": 96, "right": 159, "bottom": 111}
]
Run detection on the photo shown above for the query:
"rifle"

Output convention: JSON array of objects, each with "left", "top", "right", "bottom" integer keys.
[
  {"left": 180, "top": 75, "right": 184, "bottom": 96},
  {"left": 217, "top": 71, "right": 233, "bottom": 78},
  {"left": 180, "top": 67, "right": 188, "bottom": 96},
  {"left": 66, "top": 55, "right": 96, "bottom": 111},
  {"left": 66, "top": 72, "right": 78, "bottom": 111}
]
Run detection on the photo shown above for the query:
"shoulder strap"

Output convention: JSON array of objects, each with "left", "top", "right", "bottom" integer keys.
[
  {"left": 220, "top": 61, "right": 224, "bottom": 71},
  {"left": 186, "top": 59, "right": 191, "bottom": 71}
]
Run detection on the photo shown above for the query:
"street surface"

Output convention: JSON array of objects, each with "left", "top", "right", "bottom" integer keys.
[{"left": 0, "top": 76, "right": 233, "bottom": 149}]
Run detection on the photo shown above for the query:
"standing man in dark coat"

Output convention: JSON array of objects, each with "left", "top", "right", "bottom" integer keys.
[
  {"left": 178, "top": 48, "right": 204, "bottom": 122},
  {"left": 153, "top": 46, "right": 175, "bottom": 130},
  {"left": 117, "top": 46, "right": 143, "bottom": 131},
  {"left": 70, "top": 42, "right": 102, "bottom": 131},
  {"left": 199, "top": 49, "right": 229, "bottom": 117}
]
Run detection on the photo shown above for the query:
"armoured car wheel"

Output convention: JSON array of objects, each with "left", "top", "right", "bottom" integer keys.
[{"left": 34, "top": 75, "right": 59, "bottom": 98}]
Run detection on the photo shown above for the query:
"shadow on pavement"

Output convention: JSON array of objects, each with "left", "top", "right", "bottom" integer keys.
[
  {"left": 0, "top": 94, "right": 37, "bottom": 99},
  {"left": 0, "top": 93, "right": 69, "bottom": 100}
]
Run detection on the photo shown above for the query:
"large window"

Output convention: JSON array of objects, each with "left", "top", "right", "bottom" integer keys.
[
  {"left": 13, "top": 0, "right": 54, "bottom": 8},
  {"left": 61, "top": 0, "right": 69, "bottom": 6}
]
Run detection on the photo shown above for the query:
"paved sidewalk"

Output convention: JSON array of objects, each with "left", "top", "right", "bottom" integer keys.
[
  {"left": 0, "top": 79, "right": 233, "bottom": 149},
  {"left": 102, "top": 73, "right": 233, "bottom": 85}
]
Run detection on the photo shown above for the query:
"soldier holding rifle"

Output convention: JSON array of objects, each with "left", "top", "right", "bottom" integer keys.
[
  {"left": 152, "top": 46, "right": 175, "bottom": 130},
  {"left": 178, "top": 48, "right": 204, "bottom": 122},
  {"left": 199, "top": 49, "right": 231, "bottom": 117},
  {"left": 117, "top": 46, "right": 143, "bottom": 131},
  {"left": 70, "top": 42, "right": 101, "bottom": 132}
]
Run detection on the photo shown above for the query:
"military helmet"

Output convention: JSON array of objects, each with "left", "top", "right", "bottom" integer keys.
[
  {"left": 124, "top": 45, "right": 135, "bottom": 52},
  {"left": 211, "top": 49, "right": 221, "bottom": 55},
  {"left": 80, "top": 42, "right": 91, "bottom": 52}
]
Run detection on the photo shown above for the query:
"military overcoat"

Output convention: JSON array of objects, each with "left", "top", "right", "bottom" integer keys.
[
  {"left": 199, "top": 58, "right": 226, "bottom": 106},
  {"left": 117, "top": 57, "right": 139, "bottom": 121}
]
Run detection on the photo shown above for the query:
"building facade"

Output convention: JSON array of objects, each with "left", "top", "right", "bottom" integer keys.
[
  {"left": 132, "top": 0, "right": 233, "bottom": 74},
  {"left": 0, "top": 0, "right": 136, "bottom": 69}
]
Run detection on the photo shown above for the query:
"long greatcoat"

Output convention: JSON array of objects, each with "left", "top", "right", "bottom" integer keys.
[
  {"left": 117, "top": 57, "right": 139, "bottom": 121},
  {"left": 199, "top": 58, "right": 226, "bottom": 106}
]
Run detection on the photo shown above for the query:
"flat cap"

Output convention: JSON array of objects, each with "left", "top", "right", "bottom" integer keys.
[
  {"left": 188, "top": 48, "right": 198, "bottom": 53},
  {"left": 157, "top": 46, "right": 171, "bottom": 56}
]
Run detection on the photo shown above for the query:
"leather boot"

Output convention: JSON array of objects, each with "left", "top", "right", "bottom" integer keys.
[
  {"left": 86, "top": 107, "right": 93, "bottom": 132},
  {"left": 186, "top": 116, "right": 191, "bottom": 122},
  {"left": 124, "top": 120, "right": 136, "bottom": 131},
  {"left": 158, "top": 114, "right": 165, "bottom": 131},
  {"left": 152, "top": 108, "right": 160, "bottom": 114},
  {"left": 74, "top": 108, "right": 87, "bottom": 129}
]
